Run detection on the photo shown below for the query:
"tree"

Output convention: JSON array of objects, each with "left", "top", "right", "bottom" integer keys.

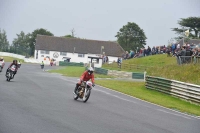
[
  {"left": 0, "top": 29, "right": 9, "bottom": 52},
  {"left": 71, "top": 28, "right": 75, "bottom": 37},
  {"left": 172, "top": 17, "right": 200, "bottom": 39},
  {"left": 12, "top": 31, "right": 30, "bottom": 56},
  {"left": 62, "top": 28, "right": 76, "bottom": 38},
  {"left": 115, "top": 22, "right": 147, "bottom": 51},
  {"left": 28, "top": 28, "right": 54, "bottom": 56},
  {"left": 63, "top": 34, "right": 74, "bottom": 38}
]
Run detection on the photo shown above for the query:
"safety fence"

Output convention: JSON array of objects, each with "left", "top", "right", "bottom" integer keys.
[
  {"left": 145, "top": 76, "right": 200, "bottom": 103},
  {"left": 94, "top": 67, "right": 108, "bottom": 75},
  {"left": 103, "top": 62, "right": 151, "bottom": 71},
  {"left": 94, "top": 67, "right": 145, "bottom": 80},
  {"left": 59, "top": 61, "right": 84, "bottom": 67},
  {"left": 176, "top": 56, "right": 200, "bottom": 65}
]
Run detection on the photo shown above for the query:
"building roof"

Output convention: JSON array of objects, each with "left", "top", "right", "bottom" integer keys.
[{"left": 35, "top": 35, "right": 125, "bottom": 57}]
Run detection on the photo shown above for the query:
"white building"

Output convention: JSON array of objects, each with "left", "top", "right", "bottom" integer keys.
[{"left": 34, "top": 35, "right": 125, "bottom": 67}]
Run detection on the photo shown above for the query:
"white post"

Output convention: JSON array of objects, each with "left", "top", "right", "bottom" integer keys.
[{"left": 144, "top": 71, "right": 147, "bottom": 82}]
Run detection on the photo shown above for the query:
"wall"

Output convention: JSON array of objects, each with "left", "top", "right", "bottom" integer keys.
[
  {"left": 35, "top": 50, "right": 119, "bottom": 67},
  {"left": 0, "top": 52, "right": 25, "bottom": 60}
]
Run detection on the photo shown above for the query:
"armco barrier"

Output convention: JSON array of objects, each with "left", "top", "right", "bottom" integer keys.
[
  {"left": 59, "top": 61, "right": 84, "bottom": 67},
  {"left": 145, "top": 76, "right": 200, "bottom": 103},
  {"left": 132, "top": 72, "right": 144, "bottom": 79},
  {"left": 94, "top": 67, "right": 108, "bottom": 75}
]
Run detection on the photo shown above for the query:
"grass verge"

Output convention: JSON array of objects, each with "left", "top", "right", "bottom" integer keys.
[
  {"left": 95, "top": 80, "right": 200, "bottom": 116},
  {"left": 49, "top": 66, "right": 115, "bottom": 78}
]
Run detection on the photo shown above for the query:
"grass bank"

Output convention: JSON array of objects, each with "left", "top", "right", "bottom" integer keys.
[
  {"left": 95, "top": 80, "right": 200, "bottom": 116},
  {"left": 103, "top": 54, "right": 200, "bottom": 85},
  {"left": 49, "top": 66, "right": 114, "bottom": 78}
]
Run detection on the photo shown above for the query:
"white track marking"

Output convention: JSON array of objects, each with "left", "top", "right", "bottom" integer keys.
[
  {"left": 54, "top": 75, "right": 200, "bottom": 120},
  {"left": 157, "top": 109, "right": 192, "bottom": 120}
]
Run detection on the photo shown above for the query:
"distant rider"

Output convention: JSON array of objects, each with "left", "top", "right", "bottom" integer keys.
[
  {"left": 6, "top": 60, "right": 18, "bottom": 78},
  {"left": 0, "top": 57, "right": 5, "bottom": 69}
]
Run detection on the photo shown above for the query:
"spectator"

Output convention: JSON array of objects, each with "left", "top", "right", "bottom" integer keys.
[
  {"left": 171, "top": 43, "right": 176, "bottom": 55},
  {"left": 152, "top": 46, "right": 156, "bottom": 55},
  {"left": 166, "top": 48, "right": 171, "bottom": 57},
  {"left": 130, "top": 50, "right": 135, "bottom": 58},
  {"left": 117, "top": 57, "right": 122, "bottom": 68},
  {"left": 158, "top": 46, "right": 161, "bottom": 54},
  {"left": 156, "top": 47, "right": 158, "bottom": 54},
  {"left": 143, "top": 49, "right": 147, "bottom": 56},
  {"left": 125, "top": 51, "right": 129, "bottom": 59},
  {"left": 192, "top": 48, "right": 198, "bottom": 64},
  {"left": 106, "top": 56, "right": 109, "bottom": 63},
  {"left": 177, "top": 43, "right": 180, "bottom": 51},
  {"left": 147, "top": 46, "right": 151, "bottom": 56},
  {"left": 180, "top": 46, "right": 186, "bottom": 64}
]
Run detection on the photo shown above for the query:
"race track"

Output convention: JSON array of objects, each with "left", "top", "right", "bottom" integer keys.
[{"left": 0, "top": 63, "right": 199, "bottom": 133}]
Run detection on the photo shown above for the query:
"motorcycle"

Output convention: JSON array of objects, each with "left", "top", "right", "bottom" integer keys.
[
  {"left": 6, "top": 65, "right": 16, "bottom": 81},
  {"left": 73, "top": 81, "right": 93, "bottom": 102}
]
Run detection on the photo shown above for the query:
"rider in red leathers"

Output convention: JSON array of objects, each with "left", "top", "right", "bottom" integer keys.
[{"left": 75, "top": 67, "right": 95, "bottom": 92}]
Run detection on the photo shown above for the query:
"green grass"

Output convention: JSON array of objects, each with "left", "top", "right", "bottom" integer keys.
[
  {"left": 123, "top": 54, "right": 177, "bottom": 66},
  {"left": 103, "top": 54, "right": 176, "bottom": 72},
  {"left": 49, "top": 66, "right": 115, "bottom": 78},
  {"left": 95, "top": 80, "right": 200, "bottom": 116},
  {"left": 147, "top": 64, "right": 200, "bottom": 85},
  {"left": 103, "top": 54, "right": 200, "bottom": 85},
  {"left": 2, "top": 56, "right": 24, "bottom": 63}
]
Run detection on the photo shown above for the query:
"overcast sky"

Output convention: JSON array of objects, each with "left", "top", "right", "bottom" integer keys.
[{"left": 0, "top": 0, "right": 200, "bottom": 48}]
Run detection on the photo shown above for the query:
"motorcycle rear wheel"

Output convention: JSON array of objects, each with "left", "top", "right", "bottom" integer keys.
[{"left": 73, "top": 87, "right": 79, "bottom": 100}]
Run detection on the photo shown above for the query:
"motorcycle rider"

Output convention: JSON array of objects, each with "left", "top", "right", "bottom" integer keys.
[
  {"left": 75, "top": 67, "right": 95, "bottom": 93},
  {"left": 6, "top": 60, "right": 18, "bottom": 78},
  {"left": 0, "top": 57, "right": 5, "bottom": 69}
]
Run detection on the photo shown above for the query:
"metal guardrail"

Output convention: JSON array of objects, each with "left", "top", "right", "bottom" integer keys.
[
  {"left": 94, "top": 67, "right": 108, "bottom": 75},
  {"left": 145, "top": 76, "right": 200, "bottom": 103},
  {"left": 59, "top": 61, "right": 84, "bottom": 67},
  {"left": 104, "top": 62, "right": 151, "bottom": 71},
  {"left": 176, "top": 56, "right": 200, "bottom": 65},
  {"left": 132, "top": 72, "right": 144, "bottom": 79}
]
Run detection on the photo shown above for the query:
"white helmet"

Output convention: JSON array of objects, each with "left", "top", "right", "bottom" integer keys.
[{"left": 88, "top": 67, "right": 94, "bottom": 75}]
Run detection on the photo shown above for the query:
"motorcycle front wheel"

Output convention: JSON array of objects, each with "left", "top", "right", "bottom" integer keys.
[{"left": 83, "top": 89, "right": 91, "bottom": 103}]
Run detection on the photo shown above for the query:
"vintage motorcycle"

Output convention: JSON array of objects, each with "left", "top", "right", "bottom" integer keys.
[
  {"left": 0, "top": 61, "right": 5, "bottom": 72},
  {"left": 73, "top": 81, "right": 93, "bottom": 102},
  {"left": 6, "top": 65, "right": 16, "bottom": 81}
]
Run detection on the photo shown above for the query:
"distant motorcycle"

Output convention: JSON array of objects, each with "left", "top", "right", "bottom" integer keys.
[
  {"left": 6, "top": 65, "right": 16, "bottom": 81},
  {"left": 73, "top": 81, "right": 93, "bottom": 102},
  {"left": 0, "top": 61, "right": 5, "bottom": 72}
]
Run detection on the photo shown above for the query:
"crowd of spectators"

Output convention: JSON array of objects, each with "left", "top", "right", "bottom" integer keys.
[{"left": 120, "top": 42, "right": 200, "bottom": 64}]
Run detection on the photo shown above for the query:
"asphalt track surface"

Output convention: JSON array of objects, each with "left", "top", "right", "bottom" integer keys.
[{"left": 0, "top": 63, "right": 199, "bottom": 133}]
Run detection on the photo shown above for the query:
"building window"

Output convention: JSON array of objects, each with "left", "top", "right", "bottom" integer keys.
[
  {"left": 40, "top": 50, "right": 49, "bottom": 54},
  {"left": 60, "top": 52, "right": 67, "bottom": 56},
  {"left": 78, "top": 54, "right": 85, "bottom": 57}
]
